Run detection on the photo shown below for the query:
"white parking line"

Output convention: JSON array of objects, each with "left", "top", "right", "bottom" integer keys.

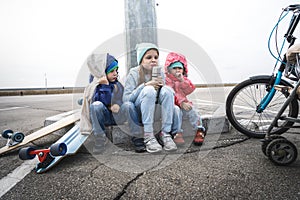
[
  {"left": 0, "top": 158, "right": 37, "bottom": 198},
  {"left": 0, "top": 106, "right": 29, "bottom": 111}
]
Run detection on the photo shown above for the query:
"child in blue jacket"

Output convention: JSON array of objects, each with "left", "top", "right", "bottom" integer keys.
[{"left": 81, "top": 53, "right": 142, "bottom": 154}]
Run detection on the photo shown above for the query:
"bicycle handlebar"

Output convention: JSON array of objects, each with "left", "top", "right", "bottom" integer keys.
[{"left": 284, "top": 4, "right": 300, "bottom": 12}]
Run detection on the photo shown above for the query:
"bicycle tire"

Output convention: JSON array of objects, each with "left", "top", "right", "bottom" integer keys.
[{"left": 226, "top": 76, "right": 299, "bottom": 138}]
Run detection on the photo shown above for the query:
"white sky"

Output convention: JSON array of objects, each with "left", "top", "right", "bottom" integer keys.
[{"left": 0, "top": 0, "right": 299, "bottom": 88}]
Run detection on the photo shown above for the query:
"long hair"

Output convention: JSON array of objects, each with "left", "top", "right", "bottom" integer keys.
[{"left": 138, "top": 65, "right": 146, "bottom": 85}]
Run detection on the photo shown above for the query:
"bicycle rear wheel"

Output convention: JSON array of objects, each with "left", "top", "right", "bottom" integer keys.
[{"left": 226, "top": 76, "right": 299, "bottom": 138}]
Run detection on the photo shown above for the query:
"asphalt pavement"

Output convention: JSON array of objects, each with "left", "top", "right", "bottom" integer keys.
[{"left": 0, "top": 91, "right": 299, "bottom": 200}]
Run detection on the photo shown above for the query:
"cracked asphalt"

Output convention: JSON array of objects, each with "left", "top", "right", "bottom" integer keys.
[{"left": 0, "top": 93, "right": 300, "bottom": 200}]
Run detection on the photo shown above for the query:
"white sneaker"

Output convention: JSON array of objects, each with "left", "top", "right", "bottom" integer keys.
[
  {"left": 145, "top": 137, "right": 162, "bottom": 153},
  {"left": 161, "top": 135, "right": 177, "bottom": 151}
]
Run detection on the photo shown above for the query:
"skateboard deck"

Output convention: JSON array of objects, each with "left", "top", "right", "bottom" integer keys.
[
  {"left": 32, "top": 124, "right": 88, "bottom": 173},
  {"left": 0, "top": 111, "right": 80, "bottom": 155}
]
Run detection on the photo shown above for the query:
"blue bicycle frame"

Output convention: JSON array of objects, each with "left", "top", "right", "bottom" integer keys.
[
  {"left": 256, "top": 5, "right": 300, "bottom": 113},
  {"left": 256, "top": 71, "right": 283, "bottom": 113}
]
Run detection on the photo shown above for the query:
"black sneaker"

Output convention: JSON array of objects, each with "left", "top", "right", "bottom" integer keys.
[
  {"left": 93, "top": 134, "right": 107, "bottom": 154},
  {"left": 132, "top": 137, "right": 146, "bottom": 153}
]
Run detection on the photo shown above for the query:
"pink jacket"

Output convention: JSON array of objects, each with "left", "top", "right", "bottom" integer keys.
[{"left": 164, "top": 52, "right": 195, "bottom": 107}]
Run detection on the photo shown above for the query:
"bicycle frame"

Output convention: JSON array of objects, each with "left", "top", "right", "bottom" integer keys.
[
  {"left": 256, "top": 5, "right": 300, "bottom": 113},
  {"left": 267, "top": 67, "right": 300, "bottom": 136}
]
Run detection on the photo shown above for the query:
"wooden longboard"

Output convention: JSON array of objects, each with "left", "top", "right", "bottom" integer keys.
[
  {"left": 35, "top": 124, "right": 88, "bottom": 173},
  {"left": 0, "top": 111, "right": 80, "bottom": 155}
]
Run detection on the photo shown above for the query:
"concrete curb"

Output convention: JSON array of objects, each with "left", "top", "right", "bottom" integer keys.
[
  {"left": 43, "top": 110, "right": 229, "bottom": 145},
  {"left": 33, "top": 110, "right": 80, "bottom": 146}
]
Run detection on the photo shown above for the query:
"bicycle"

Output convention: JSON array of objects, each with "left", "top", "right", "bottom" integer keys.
[{"left": 226, "top": 4, "right": 300, "bottom": 165}]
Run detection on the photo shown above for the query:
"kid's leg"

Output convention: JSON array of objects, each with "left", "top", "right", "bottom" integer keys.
[
  {"left": 135, "top": 86, "right": 162, "bottom": 153},
  {"left": 157, "top": 86, "right": 177, "bottom": 151},
  {"left": 89, "top": 101, "right": 110, "bottom": 154},
  {"left": 117, "top": 102, "right": 145, "bottom": 152},
  {"left": 158, "top": 86, "right": 174, "bottom": 133},
  {"left": 172, "top": 106, "right": 185, "bottom": 146},
  {"left": 185, "top": 107, "right": 206, "bottom": 145},
  {"left": 171, "top": 105, "right": 182, "bottom": 135}
]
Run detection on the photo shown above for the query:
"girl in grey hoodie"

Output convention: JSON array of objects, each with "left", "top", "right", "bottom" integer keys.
[{"left": 123, "top": 43, "right": 180, "bottom": 153}]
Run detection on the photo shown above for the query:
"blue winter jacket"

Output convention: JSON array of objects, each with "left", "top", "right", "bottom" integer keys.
[{"left": 92, "top": 81, "right": 124, "bottom": 108}]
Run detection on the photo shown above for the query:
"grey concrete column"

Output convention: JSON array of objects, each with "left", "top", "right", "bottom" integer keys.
[{"left": 124, "top": 0, "right": 158, "bottom": 72}]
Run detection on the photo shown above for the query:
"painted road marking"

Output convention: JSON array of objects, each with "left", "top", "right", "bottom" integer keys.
[
  {"left": 0, "top": 158, "right": 37, "bottom": 198},
  {"left": 0, "top": 106, "right": 29, "bottom": 112}
]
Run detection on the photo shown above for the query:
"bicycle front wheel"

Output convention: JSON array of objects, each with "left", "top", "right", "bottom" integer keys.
[{"left": 226, "top": 76, "right": 299, "bottom": 138}]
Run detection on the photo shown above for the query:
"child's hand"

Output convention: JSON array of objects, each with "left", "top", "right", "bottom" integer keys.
[
  {"left": 175, "top": 73, "right": 184, "bottom": 82},
  {"left": 156, "top": 76, "right": 164, "bottom": 87},
  {"left": 110, "top": 104, "right": 120, "bottom": 113},
  {"left": 181, "top": 102, "right": 192, "bottom": 111},
  {"left": 98, "top": 76, "right": 109, "bottom": 85},
  {"left": 145, "top": 77, "right": 163, "bottom": 90}
]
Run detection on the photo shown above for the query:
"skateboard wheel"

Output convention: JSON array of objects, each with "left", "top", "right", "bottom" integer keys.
[
  {"left": 77, "top": 98, "right": 83, "bottom": 105},
  {"left": 12, "top": 132, "right": 25, "bottom": 143},
  {"left": 2, "top": 129, "right": 13, "bottom": 139},
  {"left": 50, "top": 143, "right": 67, "bottom": 156},
  {"left": 19, "top": 147, "right": 36, "bottom": 160}
]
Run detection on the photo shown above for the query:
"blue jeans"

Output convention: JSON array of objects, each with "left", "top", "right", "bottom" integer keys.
[
  {"left": 172, "top": 105, "right": 181, "bottom": 135},
  {"left": 90, "top": 101, "right": 140, "bottom": 137},
  {"left": 134, "top": 85, "right": 177, "bottom": 133}
]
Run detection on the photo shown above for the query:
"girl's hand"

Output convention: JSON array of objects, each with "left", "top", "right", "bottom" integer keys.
[
  {"left": 145, "top": 77, "right": 163, "bottom": 90},
  {"left": 110, "top": 104, "right": 120, "bottom": 113},
  {"left": 175, "top": 73, "right": 184, "bottom": 82},
  {"left": 181, "top": 102, "right": 192, "bottom": 111}
]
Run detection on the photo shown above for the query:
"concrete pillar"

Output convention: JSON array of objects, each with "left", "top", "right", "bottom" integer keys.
[{"left": 124, "top": 0, "right": 158, "bottom": 72}]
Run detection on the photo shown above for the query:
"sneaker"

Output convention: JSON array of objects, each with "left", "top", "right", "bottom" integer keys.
[
  {"left": 144, "top": 137, "right": 162, "bottom": 153},
  {"left": 132, "top": 137, "right": 146, "bottom": 153},
  {"left": 173, "top": 132, "right": 185, "bottom": 146},
  {"left": 161, "top": 134, "right": 177, "bottom": 151},
  {"left": 193, "top": 129, "right": 205, "bottom": 146},
  {"left": 93, "top": 134, "right": 107, "bottom": 154}
]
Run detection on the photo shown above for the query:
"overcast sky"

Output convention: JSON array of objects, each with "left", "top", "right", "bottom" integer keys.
[{"left": 0, "top": 0, "right": 299, "bottom": 88}]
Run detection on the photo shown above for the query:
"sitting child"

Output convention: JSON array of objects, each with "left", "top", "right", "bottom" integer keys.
[
  {"left": 164, "top": 52, "right": 206, "bottom": 146},
  {"left": 80, "top": 53, "right": 142, "bottom": 153}
]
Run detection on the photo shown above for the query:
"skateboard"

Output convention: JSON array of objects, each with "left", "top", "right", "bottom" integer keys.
[
  {"left": 2, "top": 129, "right": 25, "bottom": 147},
  {"left": 0, "top": 111, "right": 80, "bottom": 155},
  {"left": 19, "top": 124, "right": 89, "bottom": 173}
]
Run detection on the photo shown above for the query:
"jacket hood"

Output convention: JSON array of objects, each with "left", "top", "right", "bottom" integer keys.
[
  {"left": 87, "top": 53, "right": 107, "bottom": 79},
  {"left": 164, "top": 52, "right": 188, "bottom": 76},
  {"left": 87, "top": 53, "right": 118, "bottom": 80}
]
